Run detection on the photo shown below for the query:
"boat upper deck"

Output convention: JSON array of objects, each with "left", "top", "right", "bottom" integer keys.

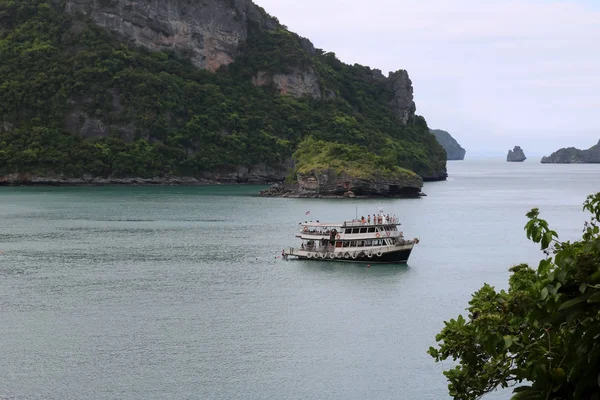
[{"left": 301, "top": 218, "right": 400, "bottom": 228}]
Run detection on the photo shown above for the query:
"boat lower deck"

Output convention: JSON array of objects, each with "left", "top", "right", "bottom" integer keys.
[{"left": 285, "top": 244, "right": 414, "bottom": 264}]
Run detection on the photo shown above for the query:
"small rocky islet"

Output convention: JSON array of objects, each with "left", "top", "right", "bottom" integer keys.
[{"left": 507, "top": 146, "right": 527, "bottom": 162}]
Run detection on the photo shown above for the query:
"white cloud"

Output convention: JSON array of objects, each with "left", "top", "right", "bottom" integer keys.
[{"left": 255, "top": 0, "right": 600, "bottom": 156}]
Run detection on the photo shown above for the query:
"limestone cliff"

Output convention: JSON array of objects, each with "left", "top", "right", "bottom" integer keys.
[
  {"left": 1, "top": 120, "right": 14, "bottom": 133},
  {"left": 541, "top": 140, "right": 600, "bottom": 163},
  {"left": 507, "top": 146, "right": 527, "bottom": 162},
  {"left": 61, "top": 0, "right": 276, "bottom": 71},
  {"left": 387, "top": 70, "right": 416, "bottom": 125},
  {"left": 59, "top": 0, "right": 420, "bottom": 122},
  {"left": 430, "top": 129, "right": 466, "bottom": 160},
  {"left": 260, "top": 169, "right": 423, "bottom": 198},
  {"left": 252, "top": 68, "right": 321, "bottom": 99}
]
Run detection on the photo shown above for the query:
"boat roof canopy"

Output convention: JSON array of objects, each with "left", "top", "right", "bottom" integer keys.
[{"left": 301, "top": 220, "right": 400, "bottom": 228}]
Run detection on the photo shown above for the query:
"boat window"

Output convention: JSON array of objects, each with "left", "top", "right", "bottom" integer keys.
[
  {"left": 359, "top": 228, "right": 366, "bottom": 234},
  {"left": 335, "top": 242, "right": 342, "bottom": 248},
  {"left": 366, "top": 240, "right": 372, "bottom": 246},
  {"left": 352, "top": 228, "right": 359, "bottom": 234},
  {"left": 367, "top": 227, "right": 375, "bottom": 233},
  {"left": 351, "top": 241, "right": 356, "bottom": 247},
  {"left": 344, "top": 229, "right": 351, "bottom": 234}
]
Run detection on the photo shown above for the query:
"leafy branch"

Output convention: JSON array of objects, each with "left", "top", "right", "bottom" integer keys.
[{"left": 429, "top": 193, "right": 600, "bottom": 400}]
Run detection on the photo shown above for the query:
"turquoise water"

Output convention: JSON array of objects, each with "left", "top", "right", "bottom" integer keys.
[{"left": 1, "top": 159, "right": 599, "bottom": 399}]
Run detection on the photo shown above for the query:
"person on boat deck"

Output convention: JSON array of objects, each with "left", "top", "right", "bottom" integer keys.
[
  {"left": 361, "top": 216, "right": 365, "bottom": 224},
  {"left": 301, "top": 243, "right": 305, "bottom": 250},
  {"left": 367, "top": 215, "right": 371, "bottom": 224}
]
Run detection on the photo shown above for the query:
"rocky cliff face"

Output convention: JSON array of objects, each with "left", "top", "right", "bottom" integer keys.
[
  {"left": 1, "top": 120, "right": 14, "bottom": 133},
  {"left": 61, "top": 0, "right": 276, "bottom": 71},
  {"left": 387, "top": 70, "right": 416, "bottom": 125},
  {"left": 507, "top": 146, "right": 527, "bottom": 162},
  {"left": 60, "top": 1, "right": 418, "bottom": 122},
  {"left": 430, "top": 129, "right": 466, "bottom": 160},
  {"left": 541, "top": 140, "right": 600, "bottom": 163},
  {"left": 252, "top": 68, "right": 321, "bottom": 99},
  {"left": 261, "top": 169, "right": 423, "bottom": 198}
]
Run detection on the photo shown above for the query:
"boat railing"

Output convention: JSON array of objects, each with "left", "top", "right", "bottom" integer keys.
[
  {"left": 342, "top": 218, "right": 399, "bottom": 227},
  {"left": 297, "top": 245, "right": 335, "bottom": 253},
  {"left": 300, "top": 230, "right": 332, "bottom": 236}
]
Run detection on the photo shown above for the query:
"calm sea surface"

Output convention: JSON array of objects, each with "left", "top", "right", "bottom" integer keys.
[{"left": 1, "top": 158, "right": 599, "bottom": 400}]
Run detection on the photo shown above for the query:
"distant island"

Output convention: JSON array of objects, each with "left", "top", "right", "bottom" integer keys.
[
  {"left": 0, "top": 0, "right": 447, "bottom": 197},
  {"left": 507, "top": 146, "right": 527, "bottom": 162},
  {"left": 541, "top": 140, "right": 600, "bottom": 163},
  {"left": 430, "top": 130, "right": 466, "bottom": 160}
]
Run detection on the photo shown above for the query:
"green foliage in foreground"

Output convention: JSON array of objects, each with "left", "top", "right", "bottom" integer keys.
[
  {"left": 0, "top": 0, "right": 446, "bottom": 179},
  {"left": 429, "top": 193, "right": 600, "bottom": 400},
  {"left": 293, "top": 137, "right": 419, "bottom": 181}
]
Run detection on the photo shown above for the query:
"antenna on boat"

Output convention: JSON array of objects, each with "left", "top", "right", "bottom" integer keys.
[{"left": 355, "top": 206, "right": 358, "bottom": 220}]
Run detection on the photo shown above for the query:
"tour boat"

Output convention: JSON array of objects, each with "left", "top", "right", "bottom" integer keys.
[{"left": 284, "top": 216, "right": 419, "bottom": 264}]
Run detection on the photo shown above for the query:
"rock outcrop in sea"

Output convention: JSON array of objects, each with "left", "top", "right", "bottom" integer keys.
[
  {"left": 507, "top": 146, "right": 527, "bottom": 162},
  {"left": 260, "top": 169, "right": 423, "bottom": 198},
  {"left": 430, "top": 129, "right": 466, "bottom": 160},
  {"left": 541, "top": 140, "right": 600, "bottom": 163}
]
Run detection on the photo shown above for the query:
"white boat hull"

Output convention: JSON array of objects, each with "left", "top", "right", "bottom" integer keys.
[{"left": 285, "top": 243, "right": 414, "bottom": 264}]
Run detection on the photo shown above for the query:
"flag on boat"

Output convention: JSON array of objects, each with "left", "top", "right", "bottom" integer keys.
[{"left": 305, "top": 210, "right": 311, "bottom": 215}]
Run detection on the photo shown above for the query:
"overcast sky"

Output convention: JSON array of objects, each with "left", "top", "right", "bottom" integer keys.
[{"left": 256, "top": 0, "right": 599, "bottom": 157}]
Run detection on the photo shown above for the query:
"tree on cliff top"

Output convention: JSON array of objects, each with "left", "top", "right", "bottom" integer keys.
[{"left": 429, "top": 193, "right": 600, "bottom": 400}]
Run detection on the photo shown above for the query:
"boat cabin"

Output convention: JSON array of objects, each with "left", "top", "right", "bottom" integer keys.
[{"left": 296, "top": 218, "right": 405, "bottom": 253}]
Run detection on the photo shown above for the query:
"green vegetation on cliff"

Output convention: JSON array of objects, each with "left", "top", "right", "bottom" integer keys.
[
  {"left": 293, "top": 137, "right": 419, "bottom": 181},
  {"left": 0, "top": 0, "right": 446, "bottom": 180}
]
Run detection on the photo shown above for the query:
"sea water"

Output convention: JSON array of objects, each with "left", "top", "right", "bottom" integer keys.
[{"left": 0, "top": 158, "right": 598, "bottom": 399}]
